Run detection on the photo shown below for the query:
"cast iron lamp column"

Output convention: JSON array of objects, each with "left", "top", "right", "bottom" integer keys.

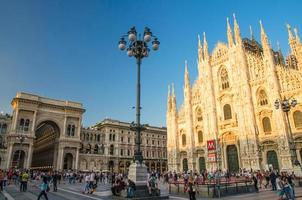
[
  {"left": 118, "top": 27, "right": 160, "bottom": 164},
  {"left": 274, "top": 97, "right": 300, "bottom": 166}
]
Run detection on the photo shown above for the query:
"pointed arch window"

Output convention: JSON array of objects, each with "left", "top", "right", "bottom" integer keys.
[
  {"left": 262, "top": 117, "right": 272, "bottom": 134},
  {"left": 198, "top": 131, "right": 203, "bottom": 143},
  {"left": 182, "top": 134, "right": 186, "bottom": 146},
  {"left": 258, "top": 90, "right": 268, "bottom": 106},
  {"left": 223, "top": 104, "right": 232, "bottom": 120},
  {"left": 220, "top": 68, "right": 230, "bottom": 90},
  {"left": 293, "top": 111, "right": 302, "bottom": 128},
  {"left": 196, "top": 107, "right": 203, "bottom": 122}
]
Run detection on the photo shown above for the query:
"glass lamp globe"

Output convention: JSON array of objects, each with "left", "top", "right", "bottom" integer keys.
[
  {"left": 152, "top": 39, "right": 160, "bottom": 51},
  {"left": 118, "top": 43, "right": 126, "bottom": 50},
  {"left": 144, "top": 34, "right": 151, "bottom": 42},
  {"left": 152, "top": 43, "right": 159, "bottom": 51},
  {"left": 127, "top": 49, "right": 133, "bottom": 57},
  {"left": 128, "top": 33, "right": 136, "bottom": 42},
  {"left": 274, "top": 100, "right": 279, "bottom": 109},
  {"left": 291, "top": 99, "right": 298, "bottom": 107}
]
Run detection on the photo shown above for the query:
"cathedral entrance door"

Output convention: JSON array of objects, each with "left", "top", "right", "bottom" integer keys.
[
  {"left": 183, "top": 158, "right": 188, "bottom": 172},
  {"left": 227, "top": 145, "right": 239, "bottom": 173},
  {"left": 199, "top": 157, "right": 206, "bottom": 172},
  {"left": 267, "top": 150, "right": 279, "bottom": 170}
]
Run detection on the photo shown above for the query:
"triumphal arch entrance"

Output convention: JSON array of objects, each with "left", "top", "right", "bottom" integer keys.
[{"left": 6, "top": 92, "right": 85, "bottom": 170}]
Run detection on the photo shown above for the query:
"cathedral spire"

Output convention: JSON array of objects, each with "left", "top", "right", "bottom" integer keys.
[
  {"left": 227, "top": 17, "right": 234, "bottom": 47},
  {"left": 168, "top": 84, "right": 171, "bottom": 100},
  {"left": 287, "top": 24, "right": 295, "bottom": 42},
  {"left": 171, "top": 83, "right": 175, "bottom": 98},
  {"left": 260, "top": 20, "right": 271, "bottom": 51},
  {"left": 233, "top": 13, "right": 241, "bottom": 45},
  {"left": 203, "top": 32, "right": 209, "bottom": 60},
  {"left": 287, "top": 24, "right": 296, "bottom": 55},
  {"left": 198, "top": 34, "right": 204, "bottom": 62},
  {"left": 185, "top": 60, "right": 190, "bottom": 88},
  {"left": 167, "top": 84, "right": 171, "bottom": 111},
  {"left": 171, "top": 83, "right": 176, "bottom": 111},
  {"left": 249, "top": 25, "right": 254, "bottom": 40},
  {"left": 294, "top": 27, "right": 301, "bottom": 45}
]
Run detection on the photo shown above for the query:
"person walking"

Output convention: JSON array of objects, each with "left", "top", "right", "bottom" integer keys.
[
  {"left": 270, "top": 171, "right": 277, "bottom": 191},
  {"left": 252, "top": 173, "right": 259, "bottom": 192},
  {"left": 188, "top": 174, "right": 196, "bottom": 200},
  {"left": 52, "top": 171, "right": 58, "bottom": 192},
  {"left": 22, "top": 171, "right": 29, "bottom": 192},
  {"left": 37, "top": 176, "right": 49, "bottom": 200}
]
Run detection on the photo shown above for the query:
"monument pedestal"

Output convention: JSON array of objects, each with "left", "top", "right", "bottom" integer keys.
[{"left": 126, "top": 161, "right": 169, "bottom": 200}]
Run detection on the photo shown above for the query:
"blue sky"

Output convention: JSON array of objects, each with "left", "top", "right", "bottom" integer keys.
[{"left": 0, "top": 0, "right": 301, "bottom": 127}]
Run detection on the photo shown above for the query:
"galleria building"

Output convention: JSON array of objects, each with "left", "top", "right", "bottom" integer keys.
[
  {"left": 0, "top": 93, "right": 167, "bottom": 173},
  {"left": 167, "top": 16, "right": 302, "bottom": 173}
]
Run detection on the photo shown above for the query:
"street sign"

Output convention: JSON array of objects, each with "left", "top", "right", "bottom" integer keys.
[{"left": 207, "top": 139, "right": 216, "bottom": 151}]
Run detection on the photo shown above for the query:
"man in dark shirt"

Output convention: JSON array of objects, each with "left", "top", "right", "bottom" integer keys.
[
  {"left": 52, "top": 171, "right": 58, "bottom": 192},
  {"left": 270, "top": 171, "right": 277, "bottom": 191}
]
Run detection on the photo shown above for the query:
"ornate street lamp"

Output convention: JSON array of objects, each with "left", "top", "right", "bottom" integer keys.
[
  {"left": 274, "top": 97, "right": 300, "bottom": 166},
  {"left": 118, "top": 27, "right": 160, "bottom": 197},
  {"left": 118, "top": 27, "right": 160, "bottom": 164},
  {"left": 16, "top": 134, "right": 26, "bottom": 168}
]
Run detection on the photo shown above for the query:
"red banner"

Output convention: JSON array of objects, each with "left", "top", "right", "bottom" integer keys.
[{"left": 207, "top": 140, "right": 216, "bottom": 151}]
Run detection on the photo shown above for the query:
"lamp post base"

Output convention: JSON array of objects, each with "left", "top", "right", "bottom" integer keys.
[
  {"left": 128, "top": 161, "right": 148, "bottom": 187},
  {"left": 126, "top": 161, "right": 169, "bottom": 199}
]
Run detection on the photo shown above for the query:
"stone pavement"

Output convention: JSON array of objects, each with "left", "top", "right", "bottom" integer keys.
[{"left": 2, "top": 180, "right": 302, "bottom": 200}]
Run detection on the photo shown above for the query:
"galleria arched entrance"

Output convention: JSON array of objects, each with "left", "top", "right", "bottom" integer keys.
[
  {"left": 6, "top": 92, "right": 85, "bottom": 170},
  {"left": 31, "top": 121, "right": 59, "bottom": 169}
]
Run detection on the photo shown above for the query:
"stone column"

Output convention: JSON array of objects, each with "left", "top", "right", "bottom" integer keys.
[
  {"left": 6, "top": 144, "right": 13, "bottom": 169},
  {"left": 75, "top": 148, "right": 79, "bottom": 171},
  {"left": 31, "top": 111, "right": 37, "bottom": 134},
  {"left": 57, "top": 146, "right": 64, "bottom": 170},
  {"left": 62, "top": 116, "right": 67, "bottom": 138},
  {"left": 26, "top": 144, "right": 33, "bottom": 169},
  {"left": 12, "top": 109, "right": 19, "bottom": 132},
  {"left": 77, "top": 117, "right": 81, "bottom": 138}
]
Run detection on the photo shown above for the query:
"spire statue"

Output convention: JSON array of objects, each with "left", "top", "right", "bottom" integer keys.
[
  {"left": 203, "top": 32, "right": 209, "bottom": 60},
  {"left": 233, "top": 13, "right": 241, "bottom": 45},
  {"left": 227, "top": 17, "right": 234, "bottom": 47}
]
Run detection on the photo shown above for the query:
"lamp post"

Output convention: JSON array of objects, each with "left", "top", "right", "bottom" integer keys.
[
  {"left": 16, "top": 134, "right": 26, "bottom": 169},
  {"left": 274, "top": 97, "right": 300, "bottom": 166},
  {"left": 118, "top": 27, "right": 160, "bottom": 164}
]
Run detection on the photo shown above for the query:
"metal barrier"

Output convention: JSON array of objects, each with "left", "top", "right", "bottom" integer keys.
[{"left": 168, "top": 177, "right": 255, "bottom": 198}]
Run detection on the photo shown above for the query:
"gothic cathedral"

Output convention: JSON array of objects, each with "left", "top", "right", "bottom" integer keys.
[{"left": 166, "top": 15, "right": 302, "bottom": 173}]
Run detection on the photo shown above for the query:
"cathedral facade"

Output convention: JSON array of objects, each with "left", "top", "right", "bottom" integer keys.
[{"left": 166, "top": 16, "right": 302, "bottom": 173}]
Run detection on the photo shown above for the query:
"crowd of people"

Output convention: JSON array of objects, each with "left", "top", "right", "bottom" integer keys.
[{"left": 0, "top": 167, "right": 299, "bottom": 200}]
